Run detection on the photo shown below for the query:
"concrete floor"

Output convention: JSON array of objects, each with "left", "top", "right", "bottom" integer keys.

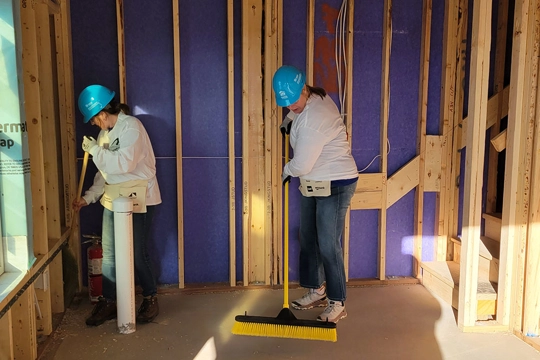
[{"left": 39, "top": 284, "right": 540, "bottom": 360}]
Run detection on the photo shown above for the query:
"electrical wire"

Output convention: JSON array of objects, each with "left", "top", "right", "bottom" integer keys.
[{"left": 334, "top": 0, "right": 391, "bottom": 174}]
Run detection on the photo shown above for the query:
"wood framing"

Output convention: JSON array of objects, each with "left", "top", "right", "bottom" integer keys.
[
  {"left": 458, "top": 0, "right": 492, "bottom": 328},
  {"left": 343, "top": 0, "right": 354, "bottom": 281},
  {"left": 227, "top": 0, "right": 236, "bottom": 287},
  {"left": 264, "top": 0, "right": 279, "bottom": 285},
  {"left": 378, "top": 0, "right": 391, "bottom": 280},
  {"left": 522, "top": 0, "right": 540, "bottom": 336},
  {"left": 498, "top": 0, "right": 533, "bottom": 328},
  {"left": 172, "top": 0, "right": 185, "bottom": 288},
  {"left": 116, "top": 0, "right": 127, "bottom": 102},
  {"left": 242, "top": 0, "right": 267, "bottom": 284},
  {"left": 414, "top": 0, "right": 432, "bottom": 278}
]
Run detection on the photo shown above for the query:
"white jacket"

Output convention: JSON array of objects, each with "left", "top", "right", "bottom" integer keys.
[
  {"left": 284, "top": 94, "right": 358, "bottom": 181},
  {"left": 82, "top": 112, "right": 162, "bottom": 206}
]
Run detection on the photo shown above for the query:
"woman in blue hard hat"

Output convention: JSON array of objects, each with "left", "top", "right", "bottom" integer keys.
[
  {"left": 73, "top": 84, "right": 161, "bottom": 326},
  {"left": 273, "top": 65, "right": 358, "bottom": 323}
]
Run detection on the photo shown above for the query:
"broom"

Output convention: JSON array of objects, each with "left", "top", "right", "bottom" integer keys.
[{"left": 232, "top": 134, "right": 337, "bottom": 342}]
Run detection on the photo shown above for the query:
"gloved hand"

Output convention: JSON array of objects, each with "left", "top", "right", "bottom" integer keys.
[
  {"left": 282, "top": 173, "right": 291, "bottom": 186},
  {"left": 82, "top": 136, "right": 98, "bottom": 153},
  {"left": 279, "top": 116, "right": 293, "bottom": 137}
]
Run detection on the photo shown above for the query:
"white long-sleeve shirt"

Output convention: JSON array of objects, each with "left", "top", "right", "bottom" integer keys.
[
  {"left": 82, "top": 112, "right": 162, "bottom": 206},
  {"left": 283, "top": 94, "right": 358, "bottom": 181}
]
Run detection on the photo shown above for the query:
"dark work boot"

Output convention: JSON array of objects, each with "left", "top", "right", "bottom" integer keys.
[
  {"left": 136, "top": 296, "right": 159, "bottom": 323},
  {"left": 86, "top": 297, "right": 117, "bottom": 326}
]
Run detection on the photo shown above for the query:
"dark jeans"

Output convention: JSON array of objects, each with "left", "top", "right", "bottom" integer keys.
[
  {"left": 101, "top": 206, "right": 157, "bottom": 300},
  {"left": 298, "top": 181, "right": 357, "bottom": 302}
]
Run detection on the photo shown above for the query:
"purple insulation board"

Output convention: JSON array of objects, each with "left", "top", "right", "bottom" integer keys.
[{"left": 177, "top": 0, "right": 231, "bottom": 283}]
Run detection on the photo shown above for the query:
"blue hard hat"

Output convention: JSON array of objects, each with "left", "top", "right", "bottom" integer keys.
[
  {"left": 272, "top": 65, "right": 306, "bottom": 107},
  {"left": 78, "top": 85, "right": 116, "bottom": 123}
]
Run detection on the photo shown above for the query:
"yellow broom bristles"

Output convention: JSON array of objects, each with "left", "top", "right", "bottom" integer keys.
[{"left": 232, "top": 321, "right": 337, "bottom": 342}]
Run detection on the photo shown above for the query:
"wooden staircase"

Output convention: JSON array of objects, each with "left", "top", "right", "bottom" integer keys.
[{"left": 421, "top": 213, "right": 501, "bottom": 319}]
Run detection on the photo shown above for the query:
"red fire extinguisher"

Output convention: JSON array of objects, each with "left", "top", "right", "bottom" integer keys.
[{"left": 83, "top": 235, "right": 103, "bottom": 304}]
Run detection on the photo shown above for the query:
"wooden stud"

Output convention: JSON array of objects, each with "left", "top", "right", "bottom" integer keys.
[
  {"left": 227, "top": 0, "right": 236, "bottom": 287},
  {"left": 55, "top": 0, "right": 83, "bottom": 292},
  {"left": 424, "top": 136, "right": 443, "bottom": 191},
  {"left": 172, "top": 0, "right": 185, "bottom": 289},
  {"left": 35, "top": 1, "right": 62, "bottom": 242},
  {"left": 21, "top": 0, "right": 48, "bottom": 259},
  {"left": 343, "top": 0, "right": 354, "bottom": 281},
  {"left": 0, "top": 311, "right": 14, "bottom": 359},
  {"left": 116, "top": 0, "right": 127, "bottom": 102},
  {"left": 275, "top": 0, "right": 283, "bottom": 285},
  {"left": 448, "top": 0, "right": 469, "bottom": 257},
  {"left": 511, "top": 0, "right": 540, "bottom": 333},
  {"left": 306, "top": 0, "right": 315, "bottom": 85},
  {"left": 242, "top": 0, "right": 266, "bottom": 284},
  {"left": 11, "top": 289, "right": 37, "bottom": 360},
  {"left": 522, "top": 0, "right": 540, "bottom": 336},
  {"left": 436, "top": 0, "right": 459, "bottom": 261},
  {"left": 414, "top": 0, "right": 432, "bottom": 277},
  {"left": 458, "top": 0, "right": 492, "bottom": 328},
  {"left": 264, "top": 0, "right": 279, "bottom": 285},
  {"left": 498, "top": 0, "right": 534, "bottom": 328},
  {"left": 378, "top": 0, "right": 392, "bottom": 280}
]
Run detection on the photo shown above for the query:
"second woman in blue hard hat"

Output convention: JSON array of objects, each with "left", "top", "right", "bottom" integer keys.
[
  {"left": 273, "top": 65, "right": 358, "bottom": 323},
  {"left": 73, "top": 84, "right": 162, "bottom": 326}
]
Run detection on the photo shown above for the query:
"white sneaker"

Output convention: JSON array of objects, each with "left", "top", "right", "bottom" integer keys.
[
  {"left": 291, "top": 286, "right": 327, "bottom": 310},
  {"left": 317, "top": 300, "right": 347, "bottom": 323}
]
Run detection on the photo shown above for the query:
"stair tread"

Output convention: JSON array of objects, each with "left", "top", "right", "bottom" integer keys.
[
  {"left": 451, "top": 236, "right": 500, "bottom": 260},
  {"left": 421, "top": 261, "right": 497, "bottom": 299}
]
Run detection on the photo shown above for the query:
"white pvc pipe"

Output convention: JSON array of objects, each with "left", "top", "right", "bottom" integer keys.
[{"left": 113, "top": 197, "right": 136, "bottom": 334}]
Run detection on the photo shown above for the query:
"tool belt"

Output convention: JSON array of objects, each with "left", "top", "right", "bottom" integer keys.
[
  {"left": 100, "top": 179, "right": 149, "bottom": 213},
  {"left": 299, "top": 178, "right": 331, "bottom": 197}
]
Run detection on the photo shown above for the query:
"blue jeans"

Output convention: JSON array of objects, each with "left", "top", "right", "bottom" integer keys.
[
  {"left": 298, "top": 181, "right": 357, "bottom": 302},
  {"left": 101, "top": 206, "right": 157, "bottom": 300}
]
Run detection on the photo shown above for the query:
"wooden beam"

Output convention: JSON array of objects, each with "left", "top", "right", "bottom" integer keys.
[
  {"left": 21, "top": 0, "right": 48, "bottom": 259},
  {"left": 116, "top": 0, "right": 127, "bottom": 102},
  {"left": 35, "top": 0, "right": 62, "bottom": 242},
  {"left": 242, "top": 0, "right": 266, "bottom": 284},
  {"left": 0, "top": 311, "right": 14, "bottom": 359},
  {"left": 343, "top": 0, "right": 354, "bottom": 281},
  {"left": 524, "top": 20, "right": 540, "bottom": 332},
  {"left": 55, "top": 0, "right": 82, "bottom": 293},
  {"left": 387, "top": 156, "right": 420, "bottom": 208},
  {"left": 172, "top": 0, "right": 185, "bottom": 288},
  {"left": 378, "top": 0, "right": 392, "bottom": 280},
  {"left": 11, "top": 289, "right": 37, "bottom": 359},
  {"left": 436, "top": 0, "right": 460, "bottom": 261},
  {"left": 227, "top": 0, "right": 236, "bottom": 287},
  {"left": 275, "top": 0, "right": 283, "bottom": 285},
  {"left": 498, "top": 0, "right": 534, "bottom": 328},
  {"left": 414, "top": 0, "right": 432, "bottom": 278},
  {"left": 306, "top": 0, "right": 315, "bottom": 84},
  {"left": 424, "top": 135, "right": 442, "bottom": 191},
  {"left": 458, "top": 0, "right": 492, "bottom": 329},
  {"left": 491, "top": 129, "right": 507, "bottom": 152},
  {"left": 513, "top": 0, "right": 540, "bottom": 333},
  {"left": 264, "top": 0, "right": 279, "bottom": 285},
  {"left": 460, "top": 86, "right": 510, "bottom": 149}
]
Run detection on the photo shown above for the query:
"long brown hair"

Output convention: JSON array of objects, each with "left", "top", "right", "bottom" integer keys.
[
  {"left": 307, "top": 85, "right": 327, "bottom": 100},
  {"left": 102, "top": 100, "right": 131, "bottom": 116}
]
